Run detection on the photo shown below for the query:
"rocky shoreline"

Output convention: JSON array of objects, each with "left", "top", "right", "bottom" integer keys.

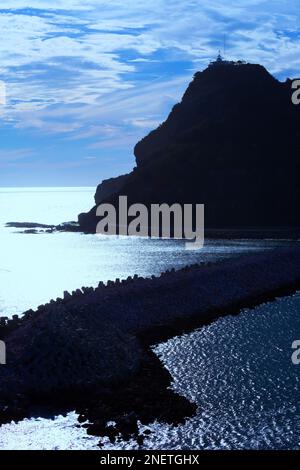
[
  {"left": 6, "top": 221, "right": 300, "bottom": 240},
  {"left": 1, "top": 247, "right": 300, "bottom": 445}
]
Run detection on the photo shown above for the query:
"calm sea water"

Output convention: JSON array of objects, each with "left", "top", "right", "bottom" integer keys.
[
  {"left": 150, "top": 293, "right": 300, "bottom": 450},
  {"left": 0, "top": 187, "right": 281, "bottom": 319},
  {"left": 0, "top": 187, "right": 299, "bottom": 450}
]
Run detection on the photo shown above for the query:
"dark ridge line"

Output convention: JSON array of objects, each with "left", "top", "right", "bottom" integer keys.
[
  {"left": 0, "top": 261, "right": 214, "bottom": 338},
  {"left": 138, "top": 278, "right": 300, "bottom": 347},
  {"left": 0, "top": 249, "right": 299, "bottom": 340}
]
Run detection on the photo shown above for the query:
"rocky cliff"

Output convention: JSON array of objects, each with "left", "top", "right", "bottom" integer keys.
[{"left": 79, "top": 60, "right": 300, "bottom": 233}]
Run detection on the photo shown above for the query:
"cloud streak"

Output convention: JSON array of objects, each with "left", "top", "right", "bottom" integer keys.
[
  {"left": 0, "top": 1, "right": 299, "bottom": 114},
  {"left": 1, "top": 1, "right": 300, "bottom": 185}
]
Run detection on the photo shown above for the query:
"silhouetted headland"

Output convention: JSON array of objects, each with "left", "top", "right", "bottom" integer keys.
[{"left": 78, "top": 59, "right": 300, "bottom": 236}]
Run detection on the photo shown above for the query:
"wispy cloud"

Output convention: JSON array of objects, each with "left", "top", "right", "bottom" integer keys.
[
  {"left": 0, "top": 0, "right": 299, "bottom": 118},
  {"left": 0, "top": 148, "right": 36, "bottom": 167},
  {"left": 1, "top": 1, "right": 300, "bottom": 185}
]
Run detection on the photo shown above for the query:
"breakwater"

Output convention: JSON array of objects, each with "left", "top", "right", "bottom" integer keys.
[{"left": 1, "top": 246, "right": 300, "bottom": 444}]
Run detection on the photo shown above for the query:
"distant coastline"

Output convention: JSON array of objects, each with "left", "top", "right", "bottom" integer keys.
[{"left": 6, "top": 221, "right": 300, "bottom": 240}]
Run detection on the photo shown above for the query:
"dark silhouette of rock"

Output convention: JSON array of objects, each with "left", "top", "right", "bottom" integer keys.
[
  {"left": 78, "top": 60, "right": 300, "bottom": 233},
  {"left": 94, "top": 173, "right": 130, "bottom": 205},
  {"left": 6, "top": 222, "right": 55, "bottom": 229},
  {"left": 6, "top": 221, "right": 80, "bottom": 234}
]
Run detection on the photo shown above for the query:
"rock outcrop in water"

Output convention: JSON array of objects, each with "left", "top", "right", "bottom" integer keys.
[{"left": 79, "top": 59, "right": 300, "bottom": 233}]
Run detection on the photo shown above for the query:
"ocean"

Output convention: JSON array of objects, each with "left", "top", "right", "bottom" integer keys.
[
  {"left": 0, "top": 187, "right": 299, "bottom": 449},
  {"left": 0, "top": 187, "right": 280, "bottom": 319}
]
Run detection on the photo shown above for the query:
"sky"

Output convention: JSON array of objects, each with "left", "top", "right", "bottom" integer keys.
[{"left": 0, "top": 0, "right": 300, "bottom": 187}]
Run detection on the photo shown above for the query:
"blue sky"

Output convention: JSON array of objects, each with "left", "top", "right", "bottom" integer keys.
[{"left": 0, "top": 0, "right": 300, "bottom": 187}]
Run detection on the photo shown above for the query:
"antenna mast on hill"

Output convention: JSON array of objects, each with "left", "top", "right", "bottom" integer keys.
[{"left": 223, "top": 34, "right": 226, "bottom": 58}]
